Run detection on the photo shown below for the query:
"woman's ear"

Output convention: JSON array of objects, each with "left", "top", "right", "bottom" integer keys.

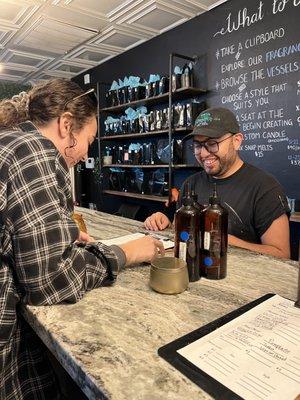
[{"left": 58, "top": 112, "right": 73, "bottom": 138}]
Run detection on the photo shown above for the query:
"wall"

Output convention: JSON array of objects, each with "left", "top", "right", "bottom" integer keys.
[{"left": 74, "top": 0, "right": 300, "bottom": 213}]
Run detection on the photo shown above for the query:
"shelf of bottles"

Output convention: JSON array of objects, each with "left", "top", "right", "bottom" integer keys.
[
  {"left": 102, "top": 163, "right": 201, "bottom": 169},
  {"left": 100, "top": 87, "right": 206, "bottom": 114},
  {"left": 97, "top": 52, "right": 207, "bottom": 204},
  {"left": 102, "top": 190, "right": 168, "bottom": 203},
  {"left": 101, "top": 127, "right": 192, "bottom": 140}
]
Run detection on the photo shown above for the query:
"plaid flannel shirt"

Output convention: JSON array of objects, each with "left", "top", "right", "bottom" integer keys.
[{"left": 0, "top": 129, "right": 124, "bottom": 399}]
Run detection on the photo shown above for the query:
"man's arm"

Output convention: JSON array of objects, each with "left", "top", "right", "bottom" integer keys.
[{"left": 228, "top": 214, "right": 290, "bottom": 259}]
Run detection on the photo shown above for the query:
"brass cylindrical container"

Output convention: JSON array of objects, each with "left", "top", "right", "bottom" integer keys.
[{"left": 150, "top": 257, "right": 189, "bottom": 295}]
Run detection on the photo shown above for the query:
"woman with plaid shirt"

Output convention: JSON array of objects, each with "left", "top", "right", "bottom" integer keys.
[{"left": 0, "top": 79, "right": 164, "bottom": 399}]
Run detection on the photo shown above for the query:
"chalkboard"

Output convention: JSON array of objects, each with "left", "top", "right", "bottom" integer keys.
[{"left": 207, "top": 0, "right": 300, "bottom": 198}]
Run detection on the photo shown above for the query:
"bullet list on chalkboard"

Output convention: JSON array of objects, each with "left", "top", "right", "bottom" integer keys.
[{"left": 211, "top": 0, "right": 299, "bottom": 196}]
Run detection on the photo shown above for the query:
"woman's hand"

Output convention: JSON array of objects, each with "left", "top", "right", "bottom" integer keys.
[
  {"left": 120, "top": 236, "right": 165, "bottom": 266},
  {"left": 77, "top": 231, "right": 95, "bottom": 243},
  {"left": 144, "top": 212, "right": 171, "bottom": 231}
]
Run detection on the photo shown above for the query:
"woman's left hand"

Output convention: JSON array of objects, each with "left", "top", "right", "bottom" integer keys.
[{"left": 77, "top": 231, "right": 95, "bottom": 243}]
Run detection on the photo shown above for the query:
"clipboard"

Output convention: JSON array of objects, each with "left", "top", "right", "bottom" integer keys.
[{"left": 158, "top": 293, "right": 275, "bottom": 400}]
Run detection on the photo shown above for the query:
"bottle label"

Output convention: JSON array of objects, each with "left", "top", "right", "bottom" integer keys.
[
  {"left": 204, "top": 230, "right": 221, "bottom": 253},
  {"left": 204, "top": 231, "right": 210, "bottom": 250},
  {"left": 179, "top": 241, "right": 187, "bottom": 261},
  {"left": 124, "top": 152, "right": 129, "bottom": 161},
  {"left": 211, "top": 230, "right": 221, "bottom": 253}
]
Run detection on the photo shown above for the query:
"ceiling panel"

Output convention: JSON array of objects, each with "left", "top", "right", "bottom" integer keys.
[
  {"left": 49, "top": 60, "right": 90, "bottom": 74},
  {"left": 0, "top": 49, "right": 50, "bottom": 67},
  {"left": 1, "top": 2, "right": 24, "bottom": 21},
  {"left": 43, "top": 4, "right": 109, "bottom": 32},
  {"left": 71, "top": 0, "right": 135, "bottom": 17},
  {"left": 94, "top": 30, "right": 143, "bottom": 49},
  {"left": 1, "top": 67, "right": 30, "bottom": 77},
  {"left": 71, "top": 48, "right": 111, "bottom": 63},
  {"left": 127, "top": 7, "right": 186, "bottom": 32},
  {"left": 192, "top": 0, "right": 227, "bottom": 7},
  {"left": 0, "top": 0, "right": 229, "bottom": 83},
  {"left": 15, "top": 16, "right": 95, "bottom": 54},
  {"left": 54, "top": 64, "right": 85, "bottom": 74},
  {"left": 0, "top": 0, "right": 40, "bottom": 26}
]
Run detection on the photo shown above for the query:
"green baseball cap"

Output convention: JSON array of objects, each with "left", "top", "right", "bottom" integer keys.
[{"left": 186, "top": 107, "right": 240, "bottom": 139}]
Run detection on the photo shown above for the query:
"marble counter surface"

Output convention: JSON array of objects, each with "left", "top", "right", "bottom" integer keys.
[{"left": 23, "top": 207, "right": 299, "bottom": 400}]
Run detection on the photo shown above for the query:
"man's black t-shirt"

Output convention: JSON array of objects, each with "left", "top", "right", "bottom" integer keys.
[{"left": 181, "top": 163, "right": 290, "bottom": 244}]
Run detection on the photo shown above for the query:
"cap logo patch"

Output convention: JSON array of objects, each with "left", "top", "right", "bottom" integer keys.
[{"left": 195, "top": 112, "right": 213, "bottom": 127}]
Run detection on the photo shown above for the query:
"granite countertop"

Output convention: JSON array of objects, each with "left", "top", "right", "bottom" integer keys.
[{"left": 23, "top": 207, "right": 299, "bottom": 400}]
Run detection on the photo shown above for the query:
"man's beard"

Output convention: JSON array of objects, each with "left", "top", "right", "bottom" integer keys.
[{"left": 198, "top": 145, "right": 237, "bottom": 177}]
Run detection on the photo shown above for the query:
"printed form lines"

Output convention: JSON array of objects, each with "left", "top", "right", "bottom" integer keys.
[
  {"left": 209, "top": 354, "right": 236, "bottom": 373},
  {"left": 240, "top": 377, "right": 271, "bottom": 398},
  {"left": 278, "top": 369, "right": 300, "bottom": 384},
  {"left": 248, "top": 372, "right": 276, "bottom": 391},
  {"left": 205, "top": 360, "right": 228, "bottom": 376},
  {"left": 218, "top": 336, "right": 243, "bottom": 351},
  {"left": 279, "top": 325, "right": 299, "bottom": 339},
  {"left": 247, "top": 353, "right": 272, "bottom": 368},
  {"left": 236, "top": 380, "right": 266, "bottom": 400},
  {"left": 211, "top": 352, "right": 239, "bottom": 369},
  {"left": 273, "top": 330, "right": 298, "bottom": 345}
]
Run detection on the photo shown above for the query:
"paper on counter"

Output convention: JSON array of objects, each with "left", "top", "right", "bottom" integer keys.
[
  {"left": 178, "top": 294, "right": 300, "bottom": 400},
  {"left": 101, "top": 232, "right": 174, "bottom": 250}
]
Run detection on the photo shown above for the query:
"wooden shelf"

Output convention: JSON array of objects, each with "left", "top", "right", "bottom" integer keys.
[
  {"left": 103, "top": 190, "right": 168, "bottom": 203},
  {"left": 174, "top": 164, "right": 202, "bottom": 169},
  {"left": 100, "top": 87, "right": 207, "bottom": 113},
  {"left": 102, "top": 164, "right": 169, "bottom": 168},
  {"left": 102, "top": 164, "right": 201, "bottom": 169},
  {"left": 100, "top": 126, "right": 192, "bottom": 140}
]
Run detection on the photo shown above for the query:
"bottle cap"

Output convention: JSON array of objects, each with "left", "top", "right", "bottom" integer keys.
[
  {"left": 182, "top": 182, "right": 194, "bottom": 206},
  {"left": 209, "top": 183, "right": 220, "bottom": 205}
]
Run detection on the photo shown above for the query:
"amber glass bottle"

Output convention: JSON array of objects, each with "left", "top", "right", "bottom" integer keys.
[
  {"left": 200, "top": 184, "right": 228, "bottom": 279},
  {"left": 174, "top": 183, "right": 201, "bottom": 282}
]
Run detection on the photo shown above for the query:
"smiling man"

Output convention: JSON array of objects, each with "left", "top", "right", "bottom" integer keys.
[{"left": 144, "top": 107, "right": 291, "bottom": 259}]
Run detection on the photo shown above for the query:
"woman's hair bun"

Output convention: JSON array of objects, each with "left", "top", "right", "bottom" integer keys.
[
  {"left": 0, "top": 91, "right": 30, "bottom": 129},
  {"left": 11, "top": 91, "right": 30, "bottom": 115}
]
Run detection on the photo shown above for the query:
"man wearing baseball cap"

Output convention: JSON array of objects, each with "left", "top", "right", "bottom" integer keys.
[{"left": 144, "top": 107, "right": 290, "bottom": 259}]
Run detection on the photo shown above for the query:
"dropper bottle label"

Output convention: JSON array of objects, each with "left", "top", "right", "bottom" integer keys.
[
  {"left": 203, "top": 231, "right": 210, "bottom": 250},
  {"left": 179, "top": 231, "right": 189, "bottom": 261}
]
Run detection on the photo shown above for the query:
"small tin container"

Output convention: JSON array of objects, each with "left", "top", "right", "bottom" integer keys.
[{"left": 150, "top": 257, "right": 189, "bottom": 295}]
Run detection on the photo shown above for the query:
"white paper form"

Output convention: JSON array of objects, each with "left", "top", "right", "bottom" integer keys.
[
  {"left": 101, "top": 232, "right": 174, "bottom": 250},
  {"left": 178, "top": 295, "right": 300, "bottom": 400}
]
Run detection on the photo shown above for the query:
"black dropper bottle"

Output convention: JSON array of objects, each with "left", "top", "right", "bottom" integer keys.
[
  {"left": 200, "top": 183, "right": 228, "bottom": 279},
  {"left": 191, "top": 187, "right": 204, "bottom": 212},
  {"left": 174, "top": 182, "right": 201, "bottom": 282}
]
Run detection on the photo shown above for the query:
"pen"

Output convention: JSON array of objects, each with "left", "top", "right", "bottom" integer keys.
[{"left": 139, "top": 231, "right": 174, "bottom": 241}]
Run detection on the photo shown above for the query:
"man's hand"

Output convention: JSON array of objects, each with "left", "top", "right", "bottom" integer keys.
[
  {"left": 119, "top": 236, "right": 165, "bottom": 266},
  {"left": 144, "top": 212, "right": 171, "bottom": 231}
]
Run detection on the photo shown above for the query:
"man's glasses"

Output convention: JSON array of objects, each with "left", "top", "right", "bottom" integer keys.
[{"left": 190, "top": 135, "right": 233, "bottom": 155}]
